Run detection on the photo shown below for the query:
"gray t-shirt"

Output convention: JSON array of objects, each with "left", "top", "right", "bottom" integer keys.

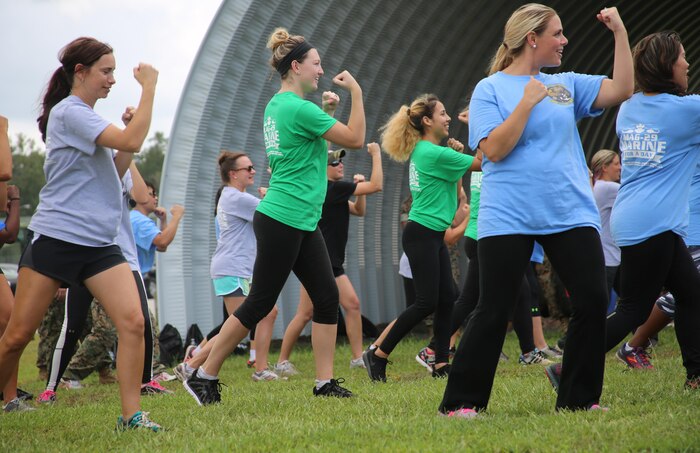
[
  {"left": 210, "top": 186, "right": 260, "bottom": 279},
  {"left": 593, "top": 179, "right": 621, "bottom": 266},
  {"left": 117, "top": 171, "right": 140, "bottom": 271},
  {"left": 29, "top": 95, "right": 121, "bottom": 246}
]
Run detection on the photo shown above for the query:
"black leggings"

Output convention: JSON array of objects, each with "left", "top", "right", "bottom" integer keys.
[
  {"left": 606, "top": 231, "right": 700, "bottom": 378},
  {"left": 235, "top": 212, "right": 339, "bottom": 328},
  {"left": 379, "top": 221, "right": 457, "bottom": 364},
  {"left": 46, "top": 271, "right": 153, "bottom": 390},
  {"left": 440, "top": 227, "right": 608, "bottom": 412},
  {"left": 427, "top": 237, "right": 535, "bottom": 355}
]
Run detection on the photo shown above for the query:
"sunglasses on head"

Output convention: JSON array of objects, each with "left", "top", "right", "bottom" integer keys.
[{"left": 329, "top": 159, "right": 343, "bottom": 167}]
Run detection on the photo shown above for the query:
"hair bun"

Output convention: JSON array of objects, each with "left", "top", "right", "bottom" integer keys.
[{"left": 267, "top": 27, "right": 290, "bottom": 50}]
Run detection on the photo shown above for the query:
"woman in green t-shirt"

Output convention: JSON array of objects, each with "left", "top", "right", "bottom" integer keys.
[
  {"left": 362, "top": 94, "right": 481, "bottom": 382},
  {"left": 184, "top": 27, "right": 366, "bottom": 405}
]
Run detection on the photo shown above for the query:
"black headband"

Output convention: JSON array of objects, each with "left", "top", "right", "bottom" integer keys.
[{"left": 276, "top": 41, "right": 313, "bottom": 76}]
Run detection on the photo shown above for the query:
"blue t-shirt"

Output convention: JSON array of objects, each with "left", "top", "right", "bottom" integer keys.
[
  {"left": 29, "top": 95, "right": 120, "bottom": 246},
  {"left": 530, "top": 241, "right": 544, "bottom": 264},
  {"left": 687, "top": 163, "right": 700, "bottom": 247},
  {"left": 611, "top": 93, "right": 700, "bottom": 246},
  {"left": 130, "top": 209, "right": 160, "bottom": 274},
  {"left": 469, "top": 71, "right": 605, "bottom": 239}
]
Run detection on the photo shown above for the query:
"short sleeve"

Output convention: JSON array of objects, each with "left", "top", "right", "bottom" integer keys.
[
  {"left": 571, "top": 72, "right": 606, "bottom": 120},
  {"left": 434, "top": 146, "right": 474, "bottom": 182},
  {"left": 468, "top": 80, "right": 503, "bottom": 151},
  {"left": 62, "top": 103, "right": 111, "bottom": 155},
  {"left": 327, "top": 181, "right": 357, "bottom": 204},
  {"left": 233, "top": 192, "right": 261, "bottom": 223},
  {"left": 122, "top": 170, "right": 134, "bottom": 195},
  {"left": 295, "top": 101, "right": 338, "bottom": 140},
  {"left": 131, "top": 213, "right": 160, "bottom": 251}
]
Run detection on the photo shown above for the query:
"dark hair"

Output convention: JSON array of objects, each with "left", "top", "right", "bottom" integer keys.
[
  {"left": 37, "top": 37, "right": 113, "bottom": 142},
  {"left": 144, "top": 180, "right": 157, "bottom": 194},
  {"left": 633, "top": 31, "right": 685, "bottom": 95},
  {"left": 218, "top": 151, "right": 248, "bottom": 183},
  {"left": 214, "top": 185, "right": 224, "bottom": 216}
]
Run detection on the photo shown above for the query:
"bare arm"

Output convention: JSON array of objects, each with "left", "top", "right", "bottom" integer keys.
[
  {"left": 0, "top": 185, "right": 21, "bottom": 244},
  {"left": 152, "top": 204, "right": 185, "bottom": 251},
  {"left": 444, "top": 204, "right": 470, "bottom": 246},
  {"left": 349, "top": 196, "right": 365, "bottom": 217},
  {"left": 128, "top": 162, "right": 149, "bottom": 204},
  {"left": 353, "top": 142, "right": 383, "bottom": 196},
  {"left": 322, "top": 71, "right": 365, "bottom": 149},
  {"left": 0, "top": 116, "right": 12, "bottom": 181},
  {"left": 592, "top": 7, "right": 634, "bottom": 109},
  {"left": 96, "top": 64, "right": 158, "bottom": 153}
]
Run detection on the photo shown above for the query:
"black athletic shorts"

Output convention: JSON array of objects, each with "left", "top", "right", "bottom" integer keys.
[{"left": 19, "top": 234, "right": 126, "bottom": 287}]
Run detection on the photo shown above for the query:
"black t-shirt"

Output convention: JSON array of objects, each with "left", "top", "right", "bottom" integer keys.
[{"left": 319, "top": 180, "right": 357, "bottom": 267}]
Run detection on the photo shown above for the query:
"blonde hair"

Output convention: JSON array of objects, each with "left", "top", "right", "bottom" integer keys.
[
  {"left": 488, "top": 3, "right": 557, "bottom": 75},
  {"left": 590, "top": 149, "right": 618, "bottom": 182},
  {"left": 379, "top": 94, "right": 440, "bottom": 162},
  {"left": 266, "top": 27, "right": 307, "bottom": 78}
]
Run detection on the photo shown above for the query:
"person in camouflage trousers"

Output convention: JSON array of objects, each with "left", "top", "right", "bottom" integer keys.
[{"left": 36, "top": 290, "right": 67, "bottom": 381}]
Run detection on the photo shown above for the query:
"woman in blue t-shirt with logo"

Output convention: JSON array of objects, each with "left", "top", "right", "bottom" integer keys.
[
  {"left": 439, "top": 4, "right": 633, "bottom": 417},
  {"left": 607, "top": 31, "right": 700, "bottom": 390}
]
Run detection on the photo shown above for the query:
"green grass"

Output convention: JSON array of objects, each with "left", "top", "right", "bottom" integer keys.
[{"left": 2, "top": 328, "right": 699, "bottom": 452}]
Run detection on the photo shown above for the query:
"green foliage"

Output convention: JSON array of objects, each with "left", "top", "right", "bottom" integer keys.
[
  {"left": 10, "top": 134, "right": 46, "bottom": 217},
  {"left": 3, "top": 330, "right": 699, "bottom": 452},
  {"left": 135, "top": 132, "right": 167, "bottom": 189}
]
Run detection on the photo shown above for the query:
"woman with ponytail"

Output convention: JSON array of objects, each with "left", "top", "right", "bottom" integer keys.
[
  {"left": 184, "top": 27, "right": 365, "bottom": 404},
  {"left": 590, "top": 149, "right": 622, "bottom": 304},
  {"left": 439, "top": 4, "right": 633, "bottom": 417},
  {"left": 362, "top": 95, "right": 481, "bottom": 381},
  {"left": 0, "top": 37, "right": 161, "bottom": 430}
]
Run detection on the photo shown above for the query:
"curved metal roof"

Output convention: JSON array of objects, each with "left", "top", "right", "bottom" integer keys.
[{"left": 157, "top": 0, "right": 700, "bottom": 336}]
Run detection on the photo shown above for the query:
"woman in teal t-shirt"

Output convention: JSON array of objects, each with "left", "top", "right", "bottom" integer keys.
[
  {"left": 362, "top": 94, "right": 481, "bottom": 382},
  {"left": 184, "top": 27, "right": 366, "bottom": 404}
]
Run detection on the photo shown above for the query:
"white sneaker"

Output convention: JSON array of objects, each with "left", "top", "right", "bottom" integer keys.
[
  {"left": 273, "top": 360, "right": 299, "bottom": 377},
  {"left": 350, "top": 357, "right": 366, "bottom": 369},
  {"left": 59, "top": 378, "right": 84, "bottom": 390},
  {"left": 251, "top": 369, "right": 279, "bottom": 382},
  {"left": 173, "top": 363, "right": 193, "bottom": 382}
]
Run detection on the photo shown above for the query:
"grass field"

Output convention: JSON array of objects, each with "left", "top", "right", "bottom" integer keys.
[{"left": 2, "top": 327, "right": 699, "bottom": 452}]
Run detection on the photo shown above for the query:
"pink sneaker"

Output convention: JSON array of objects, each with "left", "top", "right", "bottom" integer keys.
[
  {"left": 439, "top": 408, "right": 478, "bottom": 419},
  {"left": 36, "top": 389, "right": 57, "bottom": 404},
  {"left": 141, "top": 380, "right": 174, "bottom": 395}
]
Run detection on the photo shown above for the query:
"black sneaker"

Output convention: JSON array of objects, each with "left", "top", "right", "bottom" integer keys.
[
  {"left": 544, "top": 363, "right": 562, "bottom": 393},
  {"left": 313, "top": 378, "right": 354, "bottom": 398},
  {"left": 362, "top": 348, "right": 388, "bottom": 382},
  {"left": 183, "top": 371, "right": 222, "bottom": 406},
  {"left": 432, "top": 363, "right": 451, "bottom": 379}
]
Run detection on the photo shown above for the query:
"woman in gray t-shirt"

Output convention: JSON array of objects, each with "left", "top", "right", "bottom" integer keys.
[{"left": 0, "top": 37, "right": 161, "bottom": 431}]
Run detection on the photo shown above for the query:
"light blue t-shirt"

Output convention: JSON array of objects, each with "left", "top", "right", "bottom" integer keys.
[
  {"left": 29, "top": 95, "right": 120, "bottom": 246},
  {"left": 130, "top": 209, "right": 160, "bottom": 274},
  {"left": 687, "top": 163, "right": 700, "bottom": 247},
  {"left": 469, "top": 71, "right": 605, "bottom": 239},
  {"left": 530, "top": 241, "right": 544, "bottom": 264},
  {"left": 611, "top": 93, "right": 700, "bottom": 246},
  {"left": 117, "top": 171, "right": 140, "bottom": 272},
  {"left": 210, "top": 187, "right": 260, "bottom": 279}
]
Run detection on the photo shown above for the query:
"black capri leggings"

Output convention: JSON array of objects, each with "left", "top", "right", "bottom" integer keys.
[
  {"left": 606, "top": 231, "right": 700, "bottom": 378},
  {"left": 440, "top": 227, "right": 608, "bottom": 412},
  {"left": 45, "top": 271, "right": 153, "bottom": 390},
  {"left": 234, "top": 212, "right": 339, "bottom": 328},
  {"left": 379, "top": 221, "right": 457, "bottom": 364}
]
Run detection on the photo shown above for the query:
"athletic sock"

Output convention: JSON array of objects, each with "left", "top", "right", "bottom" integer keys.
[
  {"left": 184, "top": 363, "right": 195, "bottom": 374},
  {"left": 193, "top": 345, "right": 202, "bottom": 355},
  {"left": 197, "top": 368, "right": 218, "bottom": 380},
  {"left": 315, "top": 379, "right": 331, "bottom": 390},
  {"left": 249, "top": 349, "right": 257, "bottom": 361},
  {"left": 623, "top": 342, "right": 634, "bottom": 353},
  {"left": 368, "top": 344, "right": 377, "bottom": 351}
]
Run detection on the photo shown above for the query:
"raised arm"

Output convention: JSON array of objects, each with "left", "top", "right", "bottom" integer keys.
[
  {"left": 96, "top": 63, "right": 158, "bottom": 153},
  {"left": 322, "top": 71, "right": 365, "bottom": 149},
  {"left": 592, "top": 7, "right": 634, "bottom": 109},
  {"left": 128, "top": 161, "right": 149, "bottom": 204},
  {"left": 353, "top": 142, "right": 383, "bottom": 196},
  {"left": 0, "top": 116, "right": 12, "bottom": 182}
]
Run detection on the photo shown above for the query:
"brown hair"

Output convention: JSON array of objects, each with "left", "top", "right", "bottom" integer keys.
[
  {"left": 379, "top": 94, "right": 441, "bottom": 162},
  {"left": 488, "top": 3, "right": 557, "bottom": 75},
  {"left": 37, "top": 37, "right": 113, "bottom": 142},
  {"left": 266, "top": 27, "right": 309, "bottom": 78},
  {"left": 633, "top": 31, "right": 685, "bottom": 95},
  {"left": 218, "top": 151, "right": 248, "bottom": 183}
]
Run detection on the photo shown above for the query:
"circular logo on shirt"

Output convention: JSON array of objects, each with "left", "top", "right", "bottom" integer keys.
[{"left": 546, "top": 84, "right": 573, "bottom": 105}]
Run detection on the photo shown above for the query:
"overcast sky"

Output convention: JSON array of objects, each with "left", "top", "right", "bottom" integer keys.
[{"left": 1, "top": 0, "right": 222, "bottom": 145}]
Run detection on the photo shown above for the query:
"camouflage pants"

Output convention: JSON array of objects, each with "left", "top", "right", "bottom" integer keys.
[
  {"left": 65, "top": 300, "right": 116, "bottom": 380},
  {"left": 36, "top": 297, "right": 67, "bottom": 370}
]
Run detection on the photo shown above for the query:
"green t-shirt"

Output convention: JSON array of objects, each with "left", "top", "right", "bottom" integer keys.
[
  {"left": 465, "top": 171, "right": 482, "bottom": 240},
  {"left": 408, "top": 140, "right": 474, "bottom": 231},
  {"left": 258, "top": 92, "right": 337, "bottom": 231}
]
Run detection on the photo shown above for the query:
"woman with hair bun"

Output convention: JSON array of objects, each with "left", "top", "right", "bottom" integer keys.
[
  {"left": 184, "top": 27, "right": 365, "bottom": 404},
  {"left": 439, "top": 4, "right": 633, "bottom": 417},
  {"left": 362, "top": 94, "right": 481, "bottom": 382},
  {"left": 0, "top": 36, "right": 161, "bottom": 430},
  {"left": 607, "top": 31, "right": 700, "bottom": 390}
]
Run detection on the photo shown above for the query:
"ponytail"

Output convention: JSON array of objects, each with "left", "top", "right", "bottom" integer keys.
[
  {"left": 380, "top": 94, "right": 440, "bottom": 162},
  {"left": 37, "top": 66, "right": 72, "bottom": 142}
]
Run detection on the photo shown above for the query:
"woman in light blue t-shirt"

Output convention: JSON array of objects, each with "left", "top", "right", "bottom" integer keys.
[
  {"left": 606, "top": 31, "right": 700, "bottom": 389},
  {"left": 0, "top": 37, "right": 161, "bottom": 431},
  {"left": 440, "top": 4, "right": 634, "bottom": 417}
]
